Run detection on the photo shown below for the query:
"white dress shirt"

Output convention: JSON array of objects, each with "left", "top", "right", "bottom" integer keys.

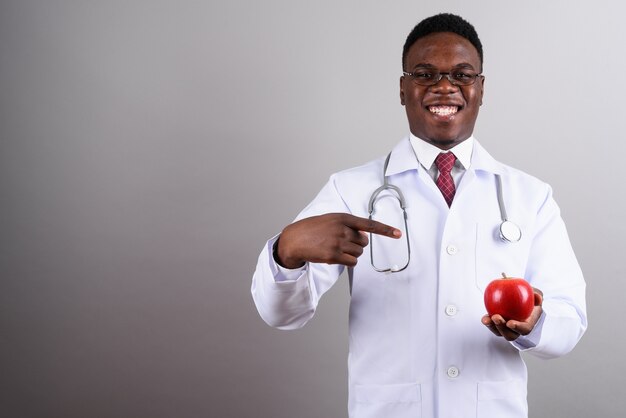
[{"left": 409, "top": 133, "right": 474, "bottom": 186}]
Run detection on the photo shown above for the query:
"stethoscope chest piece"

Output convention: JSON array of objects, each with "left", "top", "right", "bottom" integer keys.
[
  {"left": 495, "top": 174, "right": 522, "bottom": 243},
  {"left": 499, "top": 220, "right": 522, "bottom": 243}
]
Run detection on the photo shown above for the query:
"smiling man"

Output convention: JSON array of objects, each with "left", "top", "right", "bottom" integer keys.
[
  {"left": 252, "top": 13, "right": 586, "bottom": 418},
  {"left": 401, "top": 30, "right": 484, "bottom": 148}
]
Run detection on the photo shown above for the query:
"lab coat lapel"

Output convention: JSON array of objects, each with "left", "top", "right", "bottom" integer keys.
[
  {"left": 385, "top": 136, "right": 444, "bottom": 202},
  {"left": 454, "top": 140, "right": 505, "bottom": 205},
  {"left": 469, "top": 140, "right": 505, "bottom": 175},
  {"left": 384, "top": 136, "right": 420, "bottom": 177}
]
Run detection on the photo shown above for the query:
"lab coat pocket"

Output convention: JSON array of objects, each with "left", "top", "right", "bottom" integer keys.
[
  {"left": 354, "top": 382, "right": 421, "bottom": 418},
  {"left": 477, "top": 379, "right": 527, "bottom": 418},
  {"left": 474, "top": 223, "right": 531, "bottom": 292}
]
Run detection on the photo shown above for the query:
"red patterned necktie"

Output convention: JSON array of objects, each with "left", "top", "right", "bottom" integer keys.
[{"left": 435, "top": 152, "right": 456, "bottom": 207}]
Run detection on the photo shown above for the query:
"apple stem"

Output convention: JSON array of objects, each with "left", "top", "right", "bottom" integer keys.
[{"left": 502, "top": 272, "right": 508, "bottom": 279}]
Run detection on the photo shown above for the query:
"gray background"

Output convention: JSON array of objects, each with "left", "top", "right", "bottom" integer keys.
[{"left": 0, "top": 1, "right": 623, "bottom": 417}]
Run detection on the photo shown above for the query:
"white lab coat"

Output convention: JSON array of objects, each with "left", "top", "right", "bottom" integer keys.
[{"left": 251, "top": 137, "right": 587, "bottom": 418}]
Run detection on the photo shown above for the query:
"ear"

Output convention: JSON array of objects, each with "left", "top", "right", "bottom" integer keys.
[
  {"left": 399, "top": 76, "right": 406, "bottom": 106},
  {"left": 479, "top": 76, "right": 485, "bottom": 106}
]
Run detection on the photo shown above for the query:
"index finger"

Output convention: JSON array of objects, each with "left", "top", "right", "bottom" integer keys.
[{"left": 340, "top": 214, "right": 402, "bottom": 238}]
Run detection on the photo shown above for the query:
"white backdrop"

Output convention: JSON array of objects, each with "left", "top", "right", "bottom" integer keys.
[{"left": 1, "top": 1, "right": 623, "bottom": 417}]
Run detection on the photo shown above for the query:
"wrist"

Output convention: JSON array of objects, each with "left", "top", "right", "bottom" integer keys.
[{"left": 274, "top": 236, "right": 305, "bottom": 269}]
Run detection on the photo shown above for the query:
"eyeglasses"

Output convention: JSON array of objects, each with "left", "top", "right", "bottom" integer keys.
[{"left": 402, "top": 68, "right": 483, "bottom": 86}]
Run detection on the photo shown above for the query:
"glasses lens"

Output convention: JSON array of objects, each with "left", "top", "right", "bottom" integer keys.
[
  {"left": 408, "top": 69, "right": 478, "bottom": 86},
  {"left": 411, "top": 69, "right": 440, "bottom": 86},
  {"left": 449, "top": 69, "right": 478, "bottom": 86}
]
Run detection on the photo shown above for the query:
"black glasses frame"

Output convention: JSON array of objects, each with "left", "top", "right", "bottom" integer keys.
[{"left": 402, "top": 70, "right": 483, "bottom": 86}]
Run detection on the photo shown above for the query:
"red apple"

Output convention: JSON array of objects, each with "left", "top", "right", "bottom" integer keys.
[{"left": 484, "top": 273, "right": 535, "bottom": 321}]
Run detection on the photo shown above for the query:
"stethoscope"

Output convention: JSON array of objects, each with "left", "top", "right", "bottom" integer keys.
[{"left": 368, "top": 151, "right": 522, "bottom": 273}]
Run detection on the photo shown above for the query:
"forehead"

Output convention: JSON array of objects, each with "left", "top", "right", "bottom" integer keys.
[{"left": 405, "top": 32, "right": 481, "bottom": 69}]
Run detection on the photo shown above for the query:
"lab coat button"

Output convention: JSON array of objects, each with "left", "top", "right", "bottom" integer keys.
[
  {"left": 446, "top": 245, "right": 458, "bottom": 255},
  {"left": 445, "top": 305, "right": 458, "bottom": 316},
  {"left": 447, "top": 366, "right": 460, "bottom": 378}
]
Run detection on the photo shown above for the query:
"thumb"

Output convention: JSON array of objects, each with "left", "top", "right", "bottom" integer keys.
[{"left": 533, "top": 288, "right": 543, "bottom": 307}]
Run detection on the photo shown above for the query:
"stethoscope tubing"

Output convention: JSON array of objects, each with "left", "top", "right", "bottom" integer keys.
[{"left": 368, "top": 150, "right": 522, "bottom": 273}]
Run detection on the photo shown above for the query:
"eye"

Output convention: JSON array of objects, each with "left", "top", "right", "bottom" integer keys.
[
  {"left": 452, "top": 71, "right": 474, "bottom": 81},
  {"left": 414, "top": 70, "right": 436, "bottom": 80}
]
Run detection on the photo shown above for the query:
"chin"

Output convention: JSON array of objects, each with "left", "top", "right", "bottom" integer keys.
[{"left": 427, "top": 136, "right": 462, "bottom": 150}]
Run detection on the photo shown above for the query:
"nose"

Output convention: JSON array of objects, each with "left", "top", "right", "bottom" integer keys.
[{"left": 430, "top": 74, "right": 459, "bottom": 93}]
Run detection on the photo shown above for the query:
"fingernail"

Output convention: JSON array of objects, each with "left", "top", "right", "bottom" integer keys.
[{"left": 393, "top": 229, "right": 402, "bottom": 238}]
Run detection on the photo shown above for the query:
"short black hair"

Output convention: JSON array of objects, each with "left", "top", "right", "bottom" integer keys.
[{"left": 402, "top": 13, "right": 483, "bottom": 71}]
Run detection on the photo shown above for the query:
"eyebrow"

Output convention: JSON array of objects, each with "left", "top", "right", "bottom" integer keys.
[{"left": 411, "top": 62, "right": 477, "bottom": 70}]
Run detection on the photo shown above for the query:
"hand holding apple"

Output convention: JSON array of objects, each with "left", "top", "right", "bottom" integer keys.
[{"left": 481, "top": 273, "right": 543, "bottom": 341}]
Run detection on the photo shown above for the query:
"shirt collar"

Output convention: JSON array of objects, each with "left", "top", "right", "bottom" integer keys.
[
  {"left": 385, "top": 134, "right": 504, "bottom": 177},
  {"left": 409, "top": 133, "right": 474, "bottom": 171}
]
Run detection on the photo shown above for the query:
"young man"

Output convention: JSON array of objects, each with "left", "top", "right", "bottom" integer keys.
[{"left": 252, "top": 13, "right": 586, "bottom": 418}]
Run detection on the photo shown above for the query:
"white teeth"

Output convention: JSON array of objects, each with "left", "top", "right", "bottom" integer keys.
[{"left": 429, "top": 105, "right": 458, "bottom": 116}]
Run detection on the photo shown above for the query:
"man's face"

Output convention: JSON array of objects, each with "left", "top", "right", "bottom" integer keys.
[{"left": 400, "top": 32, "right": 484, "bottom": 150}]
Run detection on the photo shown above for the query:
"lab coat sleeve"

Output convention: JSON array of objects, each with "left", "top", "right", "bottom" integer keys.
[
  {"left": 514, "top": 184, "right": 587, "bottom": 358},
  {"left": 251, "top": 174, "right": 349, "bottom": 330}
]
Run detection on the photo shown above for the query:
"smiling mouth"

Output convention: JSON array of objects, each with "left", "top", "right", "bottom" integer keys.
[{"left": 428, "top": 105, "right": 460, "bottom": 116}]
